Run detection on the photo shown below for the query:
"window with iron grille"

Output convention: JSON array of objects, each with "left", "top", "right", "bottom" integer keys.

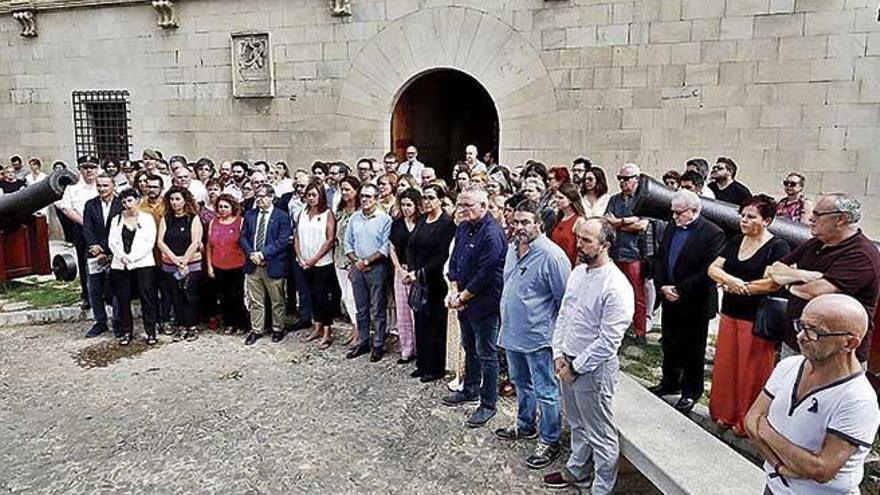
[{"left": 72, "top": 90, "right": 132, "bottom": 163}]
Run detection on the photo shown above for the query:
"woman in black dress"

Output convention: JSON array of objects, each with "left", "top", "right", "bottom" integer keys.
[{"left": 404, "top": 184, "right": 456, "bottom": 382}]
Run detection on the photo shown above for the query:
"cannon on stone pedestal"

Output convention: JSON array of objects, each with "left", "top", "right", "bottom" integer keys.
[{"left": 0, "top": 169, "right": 77, "bottom": 282}]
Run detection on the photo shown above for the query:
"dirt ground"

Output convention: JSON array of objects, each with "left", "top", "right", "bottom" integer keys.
[{"left": 0, "top": 322, "right": 659, "bottom": 494}]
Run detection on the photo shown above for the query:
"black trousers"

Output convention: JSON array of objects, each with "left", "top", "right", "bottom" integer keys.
[
  {"left": 413, "top": 287, "right": 448, "bottom": 377},
  {"left": 111, "top": 267, "right": 158, "bottom": 337},
  {"left": 154, "top": 266, "right": 173, "bottom": 325},
  {"left": 304, "top": 264, "right": 339, "bottom": 326},
  {"left": 160, "top": 269, "right": 201, "bottom": 328},
  {"left": 71, "top": 226, "right": 89, "bottom": 300},
  {"left": 214, "top": 267, "right": 249, "bottom": 330},
  {"left": 199, "top": 269, "right": 219, "bottom": 322},
  {"left": 659, "top": 303, "right": 711, "bottom": 400}
]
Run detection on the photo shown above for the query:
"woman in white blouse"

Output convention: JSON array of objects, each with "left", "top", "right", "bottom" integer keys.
[
  {"left": 295, "top": 179, "right": 339, "bottom": 349},
  {"left": 108, "top": 188, "right": 160, "bottom": 346},
  {"left": 582, "top": 166, "right": 611, "bottom": 217}
]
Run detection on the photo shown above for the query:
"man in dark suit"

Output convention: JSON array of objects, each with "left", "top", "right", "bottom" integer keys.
[
  {"left": 651, "top": 189, "right": 725, "bottom": 413},
  {"left": 240, "top": 184, "right": 291, "bottom": 345},
  {"left": 82, "top": 173, "right": 124, "bottom": 337}
]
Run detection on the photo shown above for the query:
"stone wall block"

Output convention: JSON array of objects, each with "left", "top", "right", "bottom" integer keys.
[
  {"left": 769, "top": 0, "right": 797, "bottom": 13},
  {"left": 754, "top": 13, "right": 805, "bottom": 37},
  {"left": 739, "top": 128, "right": 779, "bottom": 148},
  {"left": 756, "top": 60, "right": 812, "bottom": 83},
  {"left": 612, "top": 46, "right": 639, "bottom": 67},
  {"left": 759, "top": 105, "right": 802, "bottom": 127},
  {"left": 726, "top": 107, "right": 761, "bottom": 129},
  {"left": 778, "top": 35, "right": 828, "bottom": 59},
  {"left": 566, "top": 26, "right": 596, "bottom": 48},
  {"left": 702, "top": 85, "right": 747, "bottom": 107},
  {"left": 795, "top": 0, "right": 846, "bottom": 11},
  {"left": 721, "top": 16, "right": 755, "bottom": 40},
  {"left": 860, "top": 79, "right": 880, "bottom": 102},
  {"left": 844, "top": 127, "right": 880, "bottom": 148},
  {"left": 835, "top": 103, "right": 880, "bottom": 126},
  {"left": 669, "top": 42, "right": 701, "bottom": 64},
  {"left": 683, "top": 0, "right": 725, "bottom": 19},
  {"left": 868, "top": 33, "right": 880, "bottom": 56},
  {"left": 647, "top": 64, "right": 686, "bottom": 86},
  {"left": 692, "top": 19, "right": 722, "bottom": 41},
  {"left": 810, "top": 57, "right": 854, "bottom": 81},
  {"left": 597, "top": 24, "right": 629, "bottom": 46},
  {"left": 703, "top": 40, "right": 739, "bottom": 62},
  {"left": 685, "top": 62, "right": 720, "bottom": 85},
  {"left": 775, "top": 82, "right": 828, "bottom": 104},
  {"left": 650, "top": 21, "right": 692, "bottom": 43},
  {"left": 804, "top": 150, "right": 858, "bottom": 171},
  {"left": 622, "top": 66, "right": 648, "bottom": 87},
  {"left": 638, "top": 44, "right": 672, "bottom": 65},
  {"left": 778, "top": 128, "right": 820, "bottom": 149},
  {"left": 853, "top": 7, "right": 880, "bottom": 32},
  {"left": 804, "top": 10, "right": 855, "bottom": 36},
  {"left": 726, "top": 0, "right": 771, "bottom": 16},
  {"left": 820, "top": 172, "right": 868, "bottom": 194},
  {"left": 827, "top": 33, "right": 867, "bottom": 58},
  {"left": 854, "top": 57, "right": 880, "bottom": 79},
  {"left": 685, "top": 107, "right": 727, "bottom": 127}
]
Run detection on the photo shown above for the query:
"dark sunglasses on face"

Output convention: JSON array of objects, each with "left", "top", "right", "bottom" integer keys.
[
  {"left": 782, "top": 181, "right": 800, "bottom": 187},
  {"left": 360, "top": 193, "right": 375, "bottom": 199},
  {"left": 712, "top": 165, "right": 725, "bottom": 171},
  {"left": 616, "top": 175, "right": 636, "bottom": 181},
  {"left": 80, "top": 164, "right": 98, "bottom": 170}
]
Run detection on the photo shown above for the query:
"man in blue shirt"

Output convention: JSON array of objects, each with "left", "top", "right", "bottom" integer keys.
[
  {"left": 344, "top": 183, "right": 393, "bottom": 362},
  {"left": 444, "top": 187, "right": 507, "bottom": 428},
  {"left": 496, "top": 200, "right": 571, "bottom": 468}
]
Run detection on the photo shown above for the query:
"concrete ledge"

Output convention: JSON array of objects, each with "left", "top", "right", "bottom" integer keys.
[
  {"left": 0, "top": 304, "right": 139, "bottom": 327},
  {"left": 614, "top": 373, "right": 766, "bottom": 495}
]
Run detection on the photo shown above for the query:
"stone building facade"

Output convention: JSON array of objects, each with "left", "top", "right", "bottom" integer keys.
[{"left": 0, "top": 0, "right": 878, "bottom": 230}]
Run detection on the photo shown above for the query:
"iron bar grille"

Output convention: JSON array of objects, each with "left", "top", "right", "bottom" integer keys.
[{"left": 72, "top": 90, "right": 132, "bottom": 163}]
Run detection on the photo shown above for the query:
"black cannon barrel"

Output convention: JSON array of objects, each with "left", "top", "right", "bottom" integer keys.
[
  {"left": 0, "top": 169, "right": 78, "bottom": 231},
  {"left": 630, "top": 174, "right": 813, "bottom": 246}
]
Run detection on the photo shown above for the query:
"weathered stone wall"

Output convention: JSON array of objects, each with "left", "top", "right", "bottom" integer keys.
[{"left": 0, "top": 0, "right": 878, "bottom": 231}]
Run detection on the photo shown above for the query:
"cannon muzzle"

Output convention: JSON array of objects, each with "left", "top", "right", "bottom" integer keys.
[{"left": 0, "top": 169, "right": 77, "bottom": 231}]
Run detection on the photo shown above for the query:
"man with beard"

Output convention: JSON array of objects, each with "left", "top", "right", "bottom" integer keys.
[
  {"left": 571, "top": 157, "right": 591, "bottom": 187},
  {"left": 223, "top": 161, "right": 249, "bottom": 202},
  {"left": 544, "top": 217, "right": 634, "bottom": 493},
  {"left": 496, "top": 200, "right": 570, "bottom": 469},
  {"left": 745, "top": 294, "right": 879, "bottom": 495}
]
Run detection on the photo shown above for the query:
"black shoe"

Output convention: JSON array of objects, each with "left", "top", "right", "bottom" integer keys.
[
  {"left": 80, "top": 299, "right": 91, "bottom": 311},
  {"left": 419, "top": 374, "right": 440, "bottom": 383},
  {"left": 85, "top": 324, "right": 107, "bottom": 338},
  {"left": 409, "top": 369, "right": 424, "bottom": 379},
  {"left": 674, "top": 397, "right": 696, "bottom": 414},
  {"left": 397, "top": 356, "right": 415, "bottom": 364},
  {"left": 292, "top": 318, "right": 312, "bottom": 330},
  {"left": 525, "top": 442, "right": 561, "bottom": 469},
  {"left": 466, "top": 406, "right": 496, "bottom": 428},
  {"left": 494, "top": 425, "right": 538, "bottom": 441},
  {"left": 648, "top": 384, "right": 679, "bottom": 397},
  {"left": 244, "top": 332, "right": 261, "bottom": 346},
  {"left": 270, "top": 331, "right": 284, "bottom": 343},
  {"left": 346, "top": 344, "right": 370, "bottom": 359},
  {"left": 442, "top": 392, "right": 480, "bottom": 407},
  {"left": 369, "top": 349, "right": 384, "bottom": 362}
]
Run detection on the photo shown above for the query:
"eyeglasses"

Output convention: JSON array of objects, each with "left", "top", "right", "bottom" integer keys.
[
  {"left": 616, "top": 175, "right": 636, "bottom": 182},
  {"left": 793, "top": 319, "right": 853, "bottom": 341},
  {"left": 80, "top": 164, "right": 98, "bottom": 170},
  {"left": 782, "top": 181, "right": 801, "bottom": 187},
  {"left": 360, "top": 193, "right": 375, "bottom": 199},
  {"left": 811, "top": 210, "right": 844, "bottom": 219}
]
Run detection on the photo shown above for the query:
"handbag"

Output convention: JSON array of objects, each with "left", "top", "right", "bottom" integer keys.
[
  {"left": 752, "top": 295, "right": 788, "bottom": 342},
  {"left": 407, "top": 270, "right": 430, "bottom": 314}
]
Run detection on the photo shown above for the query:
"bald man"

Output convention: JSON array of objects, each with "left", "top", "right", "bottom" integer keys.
[{"left": 745, "top": 294, "right": 879, "bottom": 495}]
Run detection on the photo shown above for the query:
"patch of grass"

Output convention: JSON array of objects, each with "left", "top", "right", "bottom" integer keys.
[{"left": 0, "top": 279, "right": 80, "bottom": 309}]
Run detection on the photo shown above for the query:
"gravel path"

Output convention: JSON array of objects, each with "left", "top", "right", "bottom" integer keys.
[{"left": 0, "top": 322, "right": 658, "bottom": 494}]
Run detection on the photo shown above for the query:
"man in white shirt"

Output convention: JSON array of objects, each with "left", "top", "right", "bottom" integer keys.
[
  {"left": 223, "top": 161, "right": 249, "bottom": 202},
  {"left": 58, "top": 155, "right": 101, "bottom": 308},
  {"left": 544, "top": 218, "right": 635, "bottom": 494},
  {"left": 465, "top": 144, "right": 487, "bottom": 173},
  {"left": 396, "top": 145, "right": 425, "bottom": 182},
  {"left": 745, "top": 293, "right": 880, "bottom": 495}
]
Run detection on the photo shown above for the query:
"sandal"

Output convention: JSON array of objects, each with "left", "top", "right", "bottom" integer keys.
[
  {"left": 184, "top": 327, "right": 199, "bottom": 342},
  {"left": 146, "top": 335, "right": 158, "bottom": 346},
  {"left": 301, "top": 331, "right": 321, "bottom": 343},
  {"left": 172, "top": 329, "right": 183, "bottom": 342},
  {"left": 119, "top": 335, "right": 131, "bottom": 346},
  {"left": 317, "top": 337, "right": 333, "bottom": 350},
  {"left": 160, "top": 324, "right": 175, "bottom": 336}
]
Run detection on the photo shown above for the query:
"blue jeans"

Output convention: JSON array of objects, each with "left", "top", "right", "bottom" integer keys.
[
  {"left": 460, "top": 312, "right": 500, "bottom": 410},
  {"left": 350, "top": 261, "right": 388, "bottom": 349},
  {"left": 291, "top": 261, "right": 312, "bottom": 321},
  {"left": 88, "top": 271, "right": 119, "bottom": 335},
  {"left": 506, "top": 348, "right": 561, "bottom": 445}
]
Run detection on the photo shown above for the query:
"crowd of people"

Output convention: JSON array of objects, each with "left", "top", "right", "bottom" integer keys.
[{"left": 1, "top": 147, "right": 878, "bottom": 494}]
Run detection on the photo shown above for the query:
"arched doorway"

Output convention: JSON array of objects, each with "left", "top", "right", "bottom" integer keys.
[{"left": 391, "top": 70, "right": 499, "bottom": 180}]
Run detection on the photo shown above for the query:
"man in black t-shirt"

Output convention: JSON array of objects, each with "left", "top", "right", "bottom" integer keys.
[
  {"left": 0, "top": 164, "right": 26, "bottom": 194},
  {"left": 708, "top": 156, "right": 751, "bottom": 206}
]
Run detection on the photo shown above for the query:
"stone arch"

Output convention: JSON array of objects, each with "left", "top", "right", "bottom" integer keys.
[{"left": 336, "top": 6, "right": 557, "bottom": 162}]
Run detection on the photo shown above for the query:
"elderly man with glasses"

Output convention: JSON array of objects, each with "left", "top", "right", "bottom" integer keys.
[
  {"left": 604, "top": 163, "right": 650, "bottom": 345},
  {"left": 745, "top": 294, "right": 879, "bottom": 495},
  {"left": 751, "top": 193, "right": 880, "bottom": 367},
  {"left": 344, "top": 183, "right": 393, "bottom": 362}
]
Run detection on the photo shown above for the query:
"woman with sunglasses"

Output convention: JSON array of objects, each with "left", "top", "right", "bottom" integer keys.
[
  {"left": 581, "top": 166, "right": 610, "bottom": 217},
  {"left": 707, "top": 194, "right": 790, "bottom": 436},
  {"left": 108, "top": 188, "right": 160, "bottom": 346},
  {"left": 404, "top": 184, "right": 456, "bottom": 382},
  {"left": 775, "top": 173, "right": 813, "bottom": 224}
]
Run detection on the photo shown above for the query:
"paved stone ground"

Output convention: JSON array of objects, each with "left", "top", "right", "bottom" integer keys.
[{"left": 0, "top": 322, "right": 659, "bottom": 495}]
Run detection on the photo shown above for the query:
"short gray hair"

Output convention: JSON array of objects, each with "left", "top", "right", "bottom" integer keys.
[
  {"left": 823, "top": 192, "right": 862, "bottom": 224},
  {"left": 671, "top": 190, "right": 702, "bottom": 212},
  {"left": 620, "top": 163, "right": 641, "bottom": 176},
  {"left": 461, "top": 185, "right": 489, "bottom": 205}
]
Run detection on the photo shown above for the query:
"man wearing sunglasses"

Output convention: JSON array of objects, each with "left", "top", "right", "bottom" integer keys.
[
  {"left": 708, "top": 156, "right": 752, "bottom": 207},
  {"left": 753, "top": 193, "right": 880, "bottom": 367},
  {"left": 745, "top": 294, "right": 879, "bottom": 495},
  {"left": 58, "top": 155, "right": 102, "bottom": 309},
  {"left": 604, "top": 163, "right": 649, "bottom": 345}
]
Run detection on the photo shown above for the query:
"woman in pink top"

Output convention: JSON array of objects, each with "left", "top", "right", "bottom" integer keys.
[{"left": 206, "top": 193, "right": 249, "bottom": 334}]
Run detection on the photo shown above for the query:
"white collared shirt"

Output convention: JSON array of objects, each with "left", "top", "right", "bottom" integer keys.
[
  {"left": 58, "top": 178, "right": 98, "bottom": 216},
  {"left": 551, "top": 262, "right": 634, "bottom": 373},
  {"left": 100, "top": 197, "right": 114, "bottom": 224}
]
